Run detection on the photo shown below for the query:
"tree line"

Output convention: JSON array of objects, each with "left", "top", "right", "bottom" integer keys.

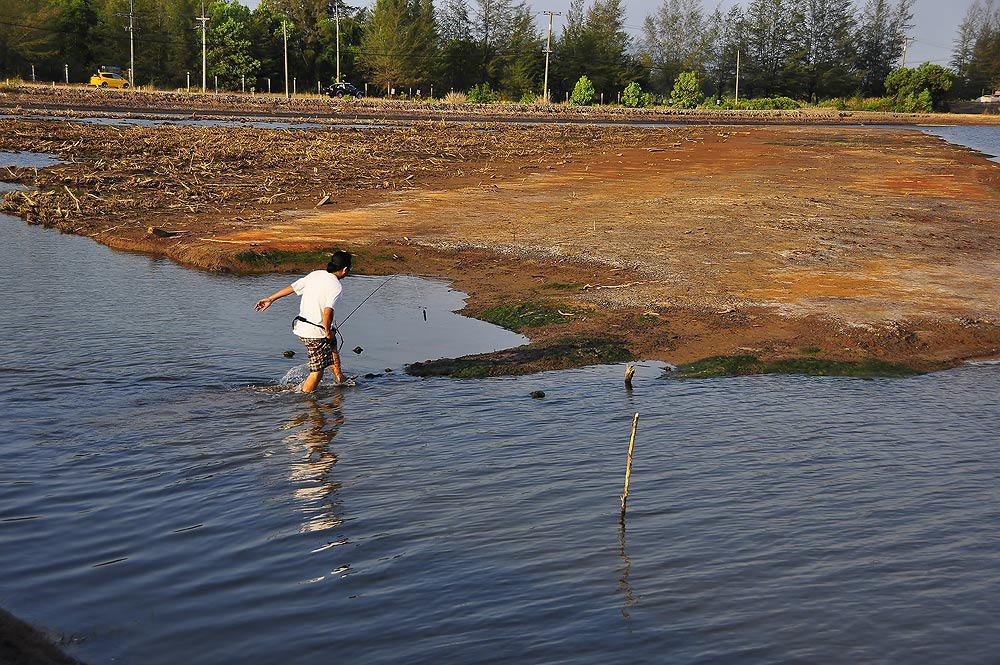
[{"left": 1, "top": 0, "right": 998, "bottom": 103}]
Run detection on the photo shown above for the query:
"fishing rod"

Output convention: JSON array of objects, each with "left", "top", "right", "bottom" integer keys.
[{"left": 334, "top": 274, "right": 397, "bottom": 350}]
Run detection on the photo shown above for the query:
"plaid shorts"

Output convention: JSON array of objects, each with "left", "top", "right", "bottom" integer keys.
[{"left": 300, "top": 337, "right": 333, "bottom": 372}]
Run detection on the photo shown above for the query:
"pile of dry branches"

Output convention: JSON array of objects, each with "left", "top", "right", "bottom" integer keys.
[{"left": 0, "top": 116, "right": 686, "bottom": 239}]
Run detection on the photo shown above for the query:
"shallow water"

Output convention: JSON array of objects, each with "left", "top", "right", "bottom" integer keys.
[
  {"left": 1, "top": 134, "right": 1000, "bottom": 664},
  {"left": 919, "top": 125, "right": 1000, "bottom": 162},
  {"left": 0, "top": 151, "right": 64, "bottom": 168}
]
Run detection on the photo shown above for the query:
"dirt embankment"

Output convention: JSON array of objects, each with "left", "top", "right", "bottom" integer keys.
[
  {"left": 5, "top": 82, "right": 1000, "bottom": 125},
  {"left": 2, "top": 94, "right": 999, "bottom": 374}
]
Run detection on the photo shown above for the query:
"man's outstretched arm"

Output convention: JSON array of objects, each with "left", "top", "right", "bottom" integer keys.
[{"left": 254, "top": 286, "right": 295, "bottom": 312}]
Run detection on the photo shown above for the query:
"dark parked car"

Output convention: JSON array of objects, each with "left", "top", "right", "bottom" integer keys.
[{"left": 326, "top": 82, "right": 363, "bottom": 99}]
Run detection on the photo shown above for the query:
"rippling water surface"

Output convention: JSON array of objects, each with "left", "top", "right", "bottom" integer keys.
[
  {"left": 2, "top": 131, "right": 1000, "bottom": 664},
  {"left": 921, "top": 125, "right": 1000, "bottom": 162}
]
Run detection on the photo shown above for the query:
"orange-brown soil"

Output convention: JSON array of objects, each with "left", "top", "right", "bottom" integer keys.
[{"left": 2, "top": 91, "right": 999, "bottom": 373}]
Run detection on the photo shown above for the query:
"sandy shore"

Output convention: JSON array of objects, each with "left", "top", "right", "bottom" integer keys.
[{"left": 1, "top": 86, "right": 999, "bottom": 376}]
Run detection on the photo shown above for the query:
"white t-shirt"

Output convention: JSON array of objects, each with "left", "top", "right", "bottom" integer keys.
[{"left": 290, "top": 270, "right": 343, "bottom": 339}]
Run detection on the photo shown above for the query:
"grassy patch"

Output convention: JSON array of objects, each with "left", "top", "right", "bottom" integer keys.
[
  {"left": 232, "top": 246, "right": 403, "bottom": 272},
  {"left": 672, "top": 355, "right": 764, "bottom": 378},
  {"left": 406, "top": 336, "right": 632, "bottom": 378},
  {"left": 479, "top": 301, "right": 584, "bottom": 331},
  {"left": 671, "top": 354, "right": 922, "bottom": 379},
  {"left": 234, "top": 247, "right": 341, "bottom": 268},
  {"left": 635, "top": 313, "right": 663, "bottom": 327},
  {"left": 541, "top": 282, "right": 582, "bottom": 290}
]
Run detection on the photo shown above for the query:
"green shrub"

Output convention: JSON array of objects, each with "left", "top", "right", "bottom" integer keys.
[
  {"left": 776, "top": 96, "right": 801, "bottom": 109},
  {"left": 885, "top": 63, "right": 954, "bottom": 111},
  {"left": 621, "top": 81, "right": 649, "bottom": 108},
  {"left": 741, "top": 96, "right": 800, "bottom": 110},
  {"left": 519, "top": 91, "right": 540, "bottom": 104},
  {"left": 860, "top": 96, "right": 897, "bottom": 111},
  {"left": 818, "top": 97, "right": 847, "bottom": 110},
  {"left": 670, "top": 71, "right": 704, "bottom": 109},
  {"left": 902, "top": 89, "right": 934, "bottom": 113},
  {"left": 570, "top": 75, "right": 595, "bottom": 106},
  {"left": 467, "top": 82, "right": 495, "bottom": 104}
]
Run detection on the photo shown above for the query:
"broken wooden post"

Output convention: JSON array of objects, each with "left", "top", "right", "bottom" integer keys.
[
  {"left": 620, "top": 412, "right": 639, "bottom": 514},
  {"left": 624, "top": 364, "right": 635, "bottom": 388}
]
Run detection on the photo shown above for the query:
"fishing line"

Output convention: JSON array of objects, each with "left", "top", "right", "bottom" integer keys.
[{"left": 334, "top": 275, "right": 397, "bottom": 350}]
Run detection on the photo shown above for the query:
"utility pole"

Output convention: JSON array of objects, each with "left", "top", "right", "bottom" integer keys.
[
  {"left": 542, "top": 11, "right": 560, "bottom": 104},
  {"left": 735, "top": 49, "right": 740, "bottom": 104},
  {"left": 901, "top": 37, "right": 913, "bottom": 68},
  {"left": 196, "top": 4, "right": 209, "bottom": 93},
  {"left": 119, "top": 0, "right": 136, "bottom": 85},
  {"left": 335, "top": 2, "right": 340, "bottom": 82},
  {"left": 283, "top": 20, "right": 290, "bottom": 99}
]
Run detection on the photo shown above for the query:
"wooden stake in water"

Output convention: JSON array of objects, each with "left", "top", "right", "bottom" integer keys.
[{"left": 620, "top": 412, "right": 639, "bottom": 514}]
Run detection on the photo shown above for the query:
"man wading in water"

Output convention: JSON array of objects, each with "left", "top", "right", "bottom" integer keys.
[{"left": 254, "top": 251, "right": 352, "bottom": 392}]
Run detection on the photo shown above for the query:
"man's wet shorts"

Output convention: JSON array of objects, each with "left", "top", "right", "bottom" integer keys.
[{"left": 300, "top": 337, "right": 333, "bottom": 372}]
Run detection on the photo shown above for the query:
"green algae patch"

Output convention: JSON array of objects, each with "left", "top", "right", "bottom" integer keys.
[
  {"left": 479, "top": 301, "right": 587, "bottom": 331},
  {"left": 672, "top": 355, "right": 764, "bottom": 378},
  {"left": 231, "top": 246, "right": 403, "bottom": 273},
  {"left": 234, "top": 247, "right": 341, "bottom": 269},
  {"left": 671, "top": 355, "right": 923, "bottom": 379},
  {"left": 406, "top": 336, "right": 632, "bottom": 378},
  {"left": 541, "top": 282, "right": 583, "bottom": 291},
  {"left": 635, "top": 312, "right": 665, "bottom": 327},
  {"left": 769, "top": 357, "right": 922, "bottom": 377}
]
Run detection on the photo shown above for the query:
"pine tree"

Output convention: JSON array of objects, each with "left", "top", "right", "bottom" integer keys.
[
  {"left": 554, "top": 0, "right": 635, "bottom": 101},
  {"left": 742, "top": 0, "right": 794, "bottom": 97},
  {"left": 0, "top": 0, "right": 64, "bottom": 81},
  {"left": 639, "top": 0, "right": 707, "bottom": 94},
  {"left": 953, "top": 0, "right": 1000, "bottom": 97},
  {"left": 704, "top": 5, "right": 744, "bottom": 100},
  {"left": 438, "top": 0, "right": 471, "bottom": 41},
  {"left": 785, "top": 0, "right": 859, "bottom": 102},
  {"left": 855, "top": 0, "right": 913, "bottom": 96},
  {"left": 360, "top": 0, "right": 413, "bottom": 92},
  {"left": 55, "top": 0, "right": 99, "bottom": 77}
]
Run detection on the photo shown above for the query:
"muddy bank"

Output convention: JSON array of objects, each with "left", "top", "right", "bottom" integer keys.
[{"left": 1, "top": 101, "right": 999, "bottom": 375}]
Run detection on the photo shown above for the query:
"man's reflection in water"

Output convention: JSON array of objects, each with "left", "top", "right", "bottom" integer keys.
[{"left": 281, "top": 392, "right": 345, "bottom": 534}]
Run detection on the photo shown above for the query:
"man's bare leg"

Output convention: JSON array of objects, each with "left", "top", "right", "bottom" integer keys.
[
  {"left": 330, "top": 351, "right": 345, "bottom": 384},
  {"left": 301, "top": 369, "right": 324, "bottom": 393}
]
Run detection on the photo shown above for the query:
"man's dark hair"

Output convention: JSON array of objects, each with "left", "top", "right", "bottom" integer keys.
[{"left": 327, "top": 250, "right": 352, "bottom": 273}]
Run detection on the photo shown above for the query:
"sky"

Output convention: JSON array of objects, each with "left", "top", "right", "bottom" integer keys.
[
  {"left": 711, "top": 0, "right": 968, "bottom": 66},
  {"left": 236, "top": 0, "right": 971, "bottom": 68}
]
